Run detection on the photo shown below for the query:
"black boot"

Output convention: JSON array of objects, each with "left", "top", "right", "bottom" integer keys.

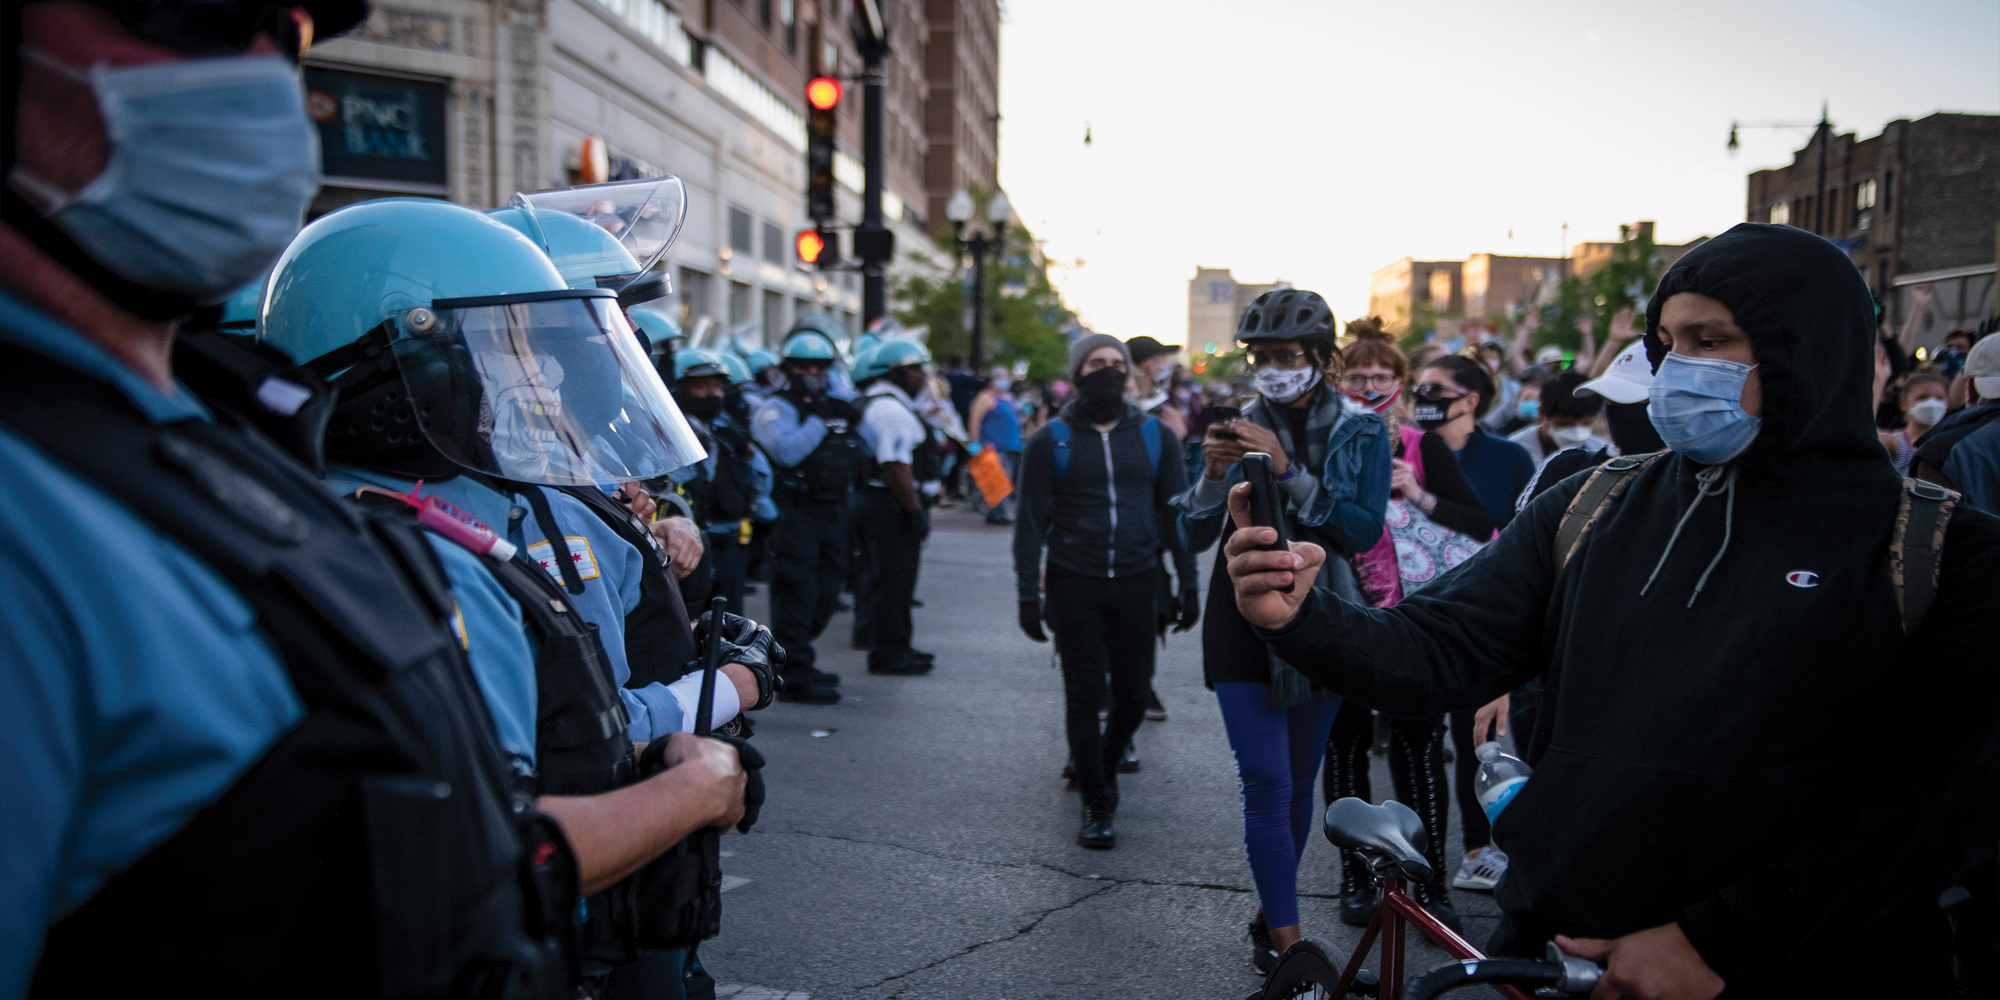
[
  {"left": 1324, "top": 707, "right": 1378, "bottom": 926},
  {"left": 1339, "top": 848, "right": 1379, "bottom": 927},
  {"left": 1078, "top": 793, "right": 1116, "bottom": 849},
  {"left": 1390, "top": 718, "right": 1462, "bottom": 935}
]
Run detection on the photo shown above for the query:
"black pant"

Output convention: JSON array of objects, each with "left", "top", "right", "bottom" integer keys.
[
  {"left": 708, "top": 530, "right": 744, "bottom": 617},
  {"left": 857, "top": 489, "right": 923, "bottom": 667},
  {"left": 1046, "top": 566, "right": 1156, "bottom": 800},
  {"left": 771, "top": 492, "right": 848, "bottom": 676},
  {"left": 1325, "top": 705, "right": 1451, "bottom": 899},
  {"left": 1448, "top": 709, "right": 1489, "bottom": 852}
]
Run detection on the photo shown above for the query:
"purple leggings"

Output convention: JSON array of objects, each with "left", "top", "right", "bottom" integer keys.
[{"left": 1215, "top": 682, "right": 1343, "bottom": 928}]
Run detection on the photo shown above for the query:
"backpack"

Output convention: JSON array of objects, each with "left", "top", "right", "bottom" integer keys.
[
  {"left": 1552, "top": 454, "right": 1957, "bottom": 633},
  {"left": 1048, "top": 416, "right": 1162, "bottom": 480}
]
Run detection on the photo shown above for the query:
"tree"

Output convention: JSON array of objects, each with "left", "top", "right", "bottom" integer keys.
[
  {"left": 890, "top": 189, "right": 1075, "bottom": 380},
  {"left": 1531, "top": 224, "right": 1671, "bottom": 358}
]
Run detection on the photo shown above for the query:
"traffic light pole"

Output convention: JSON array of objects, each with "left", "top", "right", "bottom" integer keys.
[{"left": 859, "top": 54, "right": 887, "bottom": 327}]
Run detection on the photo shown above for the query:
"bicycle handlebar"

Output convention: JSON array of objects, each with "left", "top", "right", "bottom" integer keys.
[{"left": 1402, "top": 946, "right": 1602, "bottom": 1000}]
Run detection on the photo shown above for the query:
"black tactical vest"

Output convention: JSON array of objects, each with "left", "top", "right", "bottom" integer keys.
[
  {"left": 556, "top": 485, "right": 698, "bottom": 689},
  {"left": 777, "top": 393, "right": 862, "bottom": 500},
  {"left": 3, "top": 337, "right": 575, "bottom": 1000}
]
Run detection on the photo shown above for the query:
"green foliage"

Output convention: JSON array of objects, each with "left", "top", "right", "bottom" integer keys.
[
  {"left": 1533, "top": 224, "right": 1670, "bottom": 356},
  {"left": 890, "top": 186, "right": 1075, "bottom": 381}
]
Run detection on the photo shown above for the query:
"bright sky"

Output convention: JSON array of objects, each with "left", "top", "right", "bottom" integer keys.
[{"left": 995, "top": 0, "right": 2000, "bottom": 341}]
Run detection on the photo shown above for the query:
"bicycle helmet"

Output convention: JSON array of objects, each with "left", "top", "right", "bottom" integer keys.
[{"left": 1237, "top": 289, "right": 1337, "bottom": 343}]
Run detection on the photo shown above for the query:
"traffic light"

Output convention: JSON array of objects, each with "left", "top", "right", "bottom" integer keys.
[
  {"left": 796, "top": 227, "right": 838, "bottom": 267},
  {"left": 806, "top": 76, "right": 841, "bottom": 223}
]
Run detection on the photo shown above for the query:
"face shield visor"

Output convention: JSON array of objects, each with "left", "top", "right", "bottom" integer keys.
[
  {"left": 389, "top": 288, "right": 706, "bottom": 486},
  {"left": 509, "top": 178, "right": 687, "bottom": 297}
]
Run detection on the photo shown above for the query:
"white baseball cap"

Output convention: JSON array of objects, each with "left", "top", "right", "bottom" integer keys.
[
  {"left": 1578, "top": 341, "right": 1654, "bottom": 404},
  {"left": 1967, "top": 334, "right": 2000, "bottom": 400},
  {"left": 1534, "top": 345, "right": 1566, "bottom": 367}
]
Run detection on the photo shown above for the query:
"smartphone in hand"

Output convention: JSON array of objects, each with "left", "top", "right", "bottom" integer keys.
[{"left": 1241, "top": 452, "right": 1294, "bottom": 594}]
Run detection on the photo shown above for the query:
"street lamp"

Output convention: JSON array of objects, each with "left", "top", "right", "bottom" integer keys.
[
  {"left": 1727, "top": 103, "right": 1834, "bottom": 233},
  {"left": 949, "top": 188, "right": 1009, "bottom": 370}
]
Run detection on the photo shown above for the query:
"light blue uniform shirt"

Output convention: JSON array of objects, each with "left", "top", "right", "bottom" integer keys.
[
  {"left": 323, "top": 470, "right": 540, "bottom": 764},
  {"left": 698, "top": 411, "right": 778, "bottom": 534},
  {"left": 0, "top": 291, "right": 301, "bottom": 999},
  {"left": 751, "top": 394, "right": 827, "bottom": 469},
  {"left": 508, "top": 485, "right": 688, "bottom": 740}
]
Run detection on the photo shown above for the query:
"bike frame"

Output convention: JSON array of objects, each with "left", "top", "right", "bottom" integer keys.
[{"left": 1334, "top": 875, "right": 1534, "bottom": 1000}]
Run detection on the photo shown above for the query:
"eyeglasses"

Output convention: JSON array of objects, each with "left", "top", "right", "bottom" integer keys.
[
  {"left": 1411, "top": 382, "right": 1465, "bottom": 402},
  {"left": 1341, "top": 373, "right": 1398, "bottom": 390},
  {"left": 1247, "top": 348, "right": 1310, "bottom": 369}
]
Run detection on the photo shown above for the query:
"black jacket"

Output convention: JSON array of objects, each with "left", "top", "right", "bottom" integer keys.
[
  {"left": 1013, "top": 401, "right": 1195, "bottom": 601},
  {"left": 1258, "top": 223, "right": 2000, "bottom": 992}
]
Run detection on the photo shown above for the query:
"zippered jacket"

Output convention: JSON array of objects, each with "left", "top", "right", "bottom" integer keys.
[{"left": 1013, "top": 400, "right": 1195, "bottom": 602}]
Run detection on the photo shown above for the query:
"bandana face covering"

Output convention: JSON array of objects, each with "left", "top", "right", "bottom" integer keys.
[{"left": 1077, "top": 365, "right": 1127, "bottom": 423}]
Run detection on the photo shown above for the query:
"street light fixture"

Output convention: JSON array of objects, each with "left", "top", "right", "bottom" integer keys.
[
  {"left": 949, "top": 187, "right": 1009, "bottom": 370},
  {"left": 1727, "top": 102, "right": 1834, "bottom": 233}
]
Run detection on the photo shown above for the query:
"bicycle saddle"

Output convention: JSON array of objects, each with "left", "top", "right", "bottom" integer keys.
[{"left": 1323, "top": 797, "right": 1432, "bottom": 881}]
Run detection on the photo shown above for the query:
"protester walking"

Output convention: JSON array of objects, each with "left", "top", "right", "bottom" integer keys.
[
  {"left": 1174, "top": 291, "right": 1389, "bottom": 971},
  {"left": 1014, "top": 334, "right": 1197, "bottom": 850},
  {"left": 966, "top": 364, "right": 1024, "bottom": 524}
]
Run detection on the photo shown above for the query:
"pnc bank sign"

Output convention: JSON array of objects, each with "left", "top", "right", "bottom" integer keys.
[{"left": 304, "top": 66, "right": 449, "bottom": 189}]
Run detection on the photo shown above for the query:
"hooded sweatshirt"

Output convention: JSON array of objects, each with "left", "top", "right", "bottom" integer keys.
[
  {"left": 1013, "top": 400, "right": 1196, "bottom": 600},
  {"left": 1257, "top": 223, "right": 2000, "bottom": 992}
]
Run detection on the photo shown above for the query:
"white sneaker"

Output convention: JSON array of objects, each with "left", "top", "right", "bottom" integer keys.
[{"left": 1452, "top": 848, "right": 1509, "bottom": 891}]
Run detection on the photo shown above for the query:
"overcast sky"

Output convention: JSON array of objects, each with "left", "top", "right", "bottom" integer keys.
[{"left": 993, "top": 0, "right": 2000, "bottom": 342}]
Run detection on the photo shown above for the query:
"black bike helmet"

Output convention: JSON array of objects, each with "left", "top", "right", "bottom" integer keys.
[{"left": 1237, "top": 289, "right": 1337, "bottom": 343}]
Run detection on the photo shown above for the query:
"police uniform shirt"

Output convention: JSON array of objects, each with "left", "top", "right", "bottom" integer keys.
[
  {"left": 323, "top": 469, "right": 540, "bottom": 764},
  {"left": 751, "top": 394, "right": 828, "bottom": 469},
  {"left": 0, "top": 291, "right": 301, "bottom": 997},
  {"left": 859, "top": 381, "right": 928, "bottom": 488}
]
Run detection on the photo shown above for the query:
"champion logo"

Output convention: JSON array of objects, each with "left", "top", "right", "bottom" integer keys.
[{"left": 1785, "top": 570, "right": 1820, "bottom": 589}]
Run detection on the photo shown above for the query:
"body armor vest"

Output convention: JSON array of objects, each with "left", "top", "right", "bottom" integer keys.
[
  {"left": 555, "top": 485, "right": 698, "bottom": 690},
  {"left": 777, "top": 393, "right": 861, "bottom": 501},
  {"left": 4, "top": 337, "right": 575, "bottom": 1000}
]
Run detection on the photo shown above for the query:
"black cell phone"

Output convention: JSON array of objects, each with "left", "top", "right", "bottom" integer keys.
[
  {"left": 1206, "top": 404, "right": 1242, "bottom": 440},
  {"left": 1241, "top": 452, "right": 1294, "bottom": 594}
]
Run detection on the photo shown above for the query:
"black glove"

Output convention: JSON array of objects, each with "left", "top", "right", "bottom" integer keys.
[
  {"left": 693, "top": 611, "right": 783, "bottom": 709},
  {"left": 1019, "top": 599, "right": 1048, "bottom": 643},
  {"left": 825, "top": 397, "right": 862, "bottom": 423},
  {"left": 636, "top": 733, "right": 766, "bottom": 834},
  {"left": 1172, "top": 588, "right": 1201, "bottom": 633},
  {"left": 904, "top": 506, "right": 930, "bottom": 542}
]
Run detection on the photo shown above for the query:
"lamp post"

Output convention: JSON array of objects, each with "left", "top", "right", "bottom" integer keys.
[
  {"left": 947, "top": 189, "right": 1010, "bottom": 371},
  {"left": 1728, "top": 103, "right": 1833, "bottom": 233}
]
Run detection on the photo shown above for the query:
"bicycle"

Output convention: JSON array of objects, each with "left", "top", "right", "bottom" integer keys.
[{"left": 1254, "top": 798, "right": 1601, "bottom": 1000}]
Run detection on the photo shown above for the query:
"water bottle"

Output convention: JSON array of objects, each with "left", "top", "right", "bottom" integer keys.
[{"left": 1473, "top": 742, "right": 1532, "bottom": 823}]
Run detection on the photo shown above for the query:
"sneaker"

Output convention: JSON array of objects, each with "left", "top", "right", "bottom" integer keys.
[
  {"left": 1144, "top": 689, "right": 1167, "bottom": 722},
  {"left": 1452, "top": 848, "right": 1508, "bottom": 891},
  {"left": 1116, "top": 742, "right": 1140, "bottom": 774},
  {"left": 1248, "top": 914, "right": 1279, "bottom": 974}
]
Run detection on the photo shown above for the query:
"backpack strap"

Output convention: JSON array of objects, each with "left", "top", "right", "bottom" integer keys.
[
  {"left": 1141, "top": 417, "right": 1162, "bottom": 476},
  {"left": 1049, "top": 420, "right": 1071, "bottom": 480},
  {"left": 1892, "top": 477, "right": 1957, "bottom": 634},
  {"left": 1552, "top": 453, "right": 1663, "bottom": 575}
]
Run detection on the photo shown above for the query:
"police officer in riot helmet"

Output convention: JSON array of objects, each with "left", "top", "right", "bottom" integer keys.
[
  {"left": 851, "top": 340, "right": 945, "bottom": 674},
  {"left": 0, "top": 1, "right": 611, "bottom": 995},
  {"left": 752, "top": 318, "right": 865, "bottom": 704}
]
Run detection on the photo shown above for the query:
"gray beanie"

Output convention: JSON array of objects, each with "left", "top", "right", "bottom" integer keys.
[{"left": 1068, "top": 333, "right": 1130, "bottom": 381}]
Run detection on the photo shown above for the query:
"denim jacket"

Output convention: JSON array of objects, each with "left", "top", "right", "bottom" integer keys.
[{"left": 1174, "top": 388, "right": 1390, "bottom": 557}]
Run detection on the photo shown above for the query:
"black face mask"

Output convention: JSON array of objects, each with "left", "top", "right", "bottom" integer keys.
[
  {"left": 680, "top": 395, "right": 723, "bottom": 421},
  {"left": 1604, "top": 400, "right": 1667, "bottom": 454},
  {"left": 786, "top": 371, "right": 831, "bottom": 396},
  {"left": 1411, "top": 399, "right": 1458, "bottom": 430},
  {"left": 1077, "top": 366, "right": 1126, "bottom": 423}
]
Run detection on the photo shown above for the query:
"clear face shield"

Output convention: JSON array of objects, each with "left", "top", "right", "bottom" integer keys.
[
  {"left": 509, "top": 178, "right": 687, "bottom": 295},
  {"left": 390, "top": 288, "right": 706, "bottom": 486}
]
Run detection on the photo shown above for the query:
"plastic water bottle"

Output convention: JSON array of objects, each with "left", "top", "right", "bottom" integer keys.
[{"left": 1473, "top": 742, "right": 1532, "bottom": 823}]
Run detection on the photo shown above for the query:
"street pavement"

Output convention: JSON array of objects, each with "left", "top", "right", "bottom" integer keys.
[{"left": 704, "top": 504, "right": 1506, "bottom": 999}]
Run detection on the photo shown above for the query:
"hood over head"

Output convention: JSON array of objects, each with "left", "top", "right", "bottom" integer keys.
[{"left": 1644, "top": 223, "right": 1885, "bottom": 474}]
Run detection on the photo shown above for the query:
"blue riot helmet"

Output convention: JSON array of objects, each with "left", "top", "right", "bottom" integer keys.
[
  {"left": 495, "top": 178, "right": 687, "bottom": 310},
  {"left": 789, "top": 313, "right": 849, "bottom": 359},
  {"left": 261, "top": 198, "right": 705, "bottom": 486},
  {"left": 671, "top": 347, "right": 729, "bottom": 383},
  {"left": 216, "top": 269, "right": 268, "bottom": 334},
  {"left": 714, "top": 351, "right": 752, "bottom": 385},
  {"left": 746, "top": 348, "right": 780, "bottom": 373},
  {"left": 780, "top": 329, "right": 839, "bottom": 362},
  {"left": 854, "top": 339, "right": 932, "bottom": 383},
  {"left": 625, "top": 300, "right": 684, "bottom": 350},
  {"left": 850, "top": 331, "right": 881, "bottom": 368}
]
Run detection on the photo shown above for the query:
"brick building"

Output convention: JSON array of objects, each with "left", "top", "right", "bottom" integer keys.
[
  {"left": 1746, "top": 112, "right": 1999, "bottom": 346},
  {"left": 1187, "top": 267, "right": 1290, "bottom": 352},
  {"left": 1368, "top": 258, "right": 1464, "bottom": 330}
]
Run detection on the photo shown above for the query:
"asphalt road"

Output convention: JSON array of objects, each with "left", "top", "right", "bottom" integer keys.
[{"left": 704, "top": 504, "right": 1506, "bottom": 1000}]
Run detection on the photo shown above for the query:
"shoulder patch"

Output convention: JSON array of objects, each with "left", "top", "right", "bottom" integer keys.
[{"left": 528, "top": 535, "right": 600, "bottom": 583}]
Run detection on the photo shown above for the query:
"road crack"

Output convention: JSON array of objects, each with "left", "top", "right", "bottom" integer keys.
[
  {"left": 860, "top": 881, "right": 1120, "bottom": 997},
  {"left": 787, "top": 828, "right": 1255, "bottom": 896}
]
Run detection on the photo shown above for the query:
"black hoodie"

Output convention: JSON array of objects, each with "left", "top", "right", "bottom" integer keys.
[{"left": 1259, "top": 224, "right": 2000, "bottom": 991}]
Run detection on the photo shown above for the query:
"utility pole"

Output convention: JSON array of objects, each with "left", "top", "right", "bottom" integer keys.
[
  {"left": 1813, "top": 101, "right": 1831, "bottom": 235},
  {"left": 850, "top": 0, "right": 892, "bottom": 327}
]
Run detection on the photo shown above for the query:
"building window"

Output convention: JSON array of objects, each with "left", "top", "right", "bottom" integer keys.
[
  {"left": 780, "top": 0, "right": 795, "bottom": 52},
  {"left": 1854, "top": 178, "right": 1877, "bottom": 230},
  {"left": 1770, "top": 201, "right": 1790, "bottom": 226},
  {"left": 1882, "top": 171, "right": 1893, "bottom": 213},
  {"left": 679, "top": 266, "right": 710, "bottom": 328},
  {"left": 729, "top": 207, "right": 753, "bottom": 255},
  {"left": 758, "top": 0, "right": 771, "bottom": 28},
  {"left": 729, "top": 279, "right": 752, "bottom": 329},
  {"left": 761, "top": 221, "right": 784, "bottom": 265},
  {"left": 762, "top": 288, "right": 785, "bottom": 343},
  {"left": 794, "top": 295, "right": 814, "bottom": 323}
]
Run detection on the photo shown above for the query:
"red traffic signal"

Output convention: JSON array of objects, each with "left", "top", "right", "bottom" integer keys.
[
  {"left": 806, "top": 77, "right": 843, "bottom": 111},
  {"left": 796, "top": 228, "right": 828, "bottom": 265}
]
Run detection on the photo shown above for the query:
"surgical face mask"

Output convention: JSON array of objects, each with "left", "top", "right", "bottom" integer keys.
[
  {"left": 1547, "top": 424, "right": 1594, "bottom": 447},
  {"left": 1908, "top": 397, "right": 1948, "bottom": 427},
  {"left": 1517, "top": 398, "right": 1540, "bottom": 420},
  {"left": 990, "top": 377, "right": 1012, "bottom": 392},
  {"left": 1647, "top": 353, "right": 1763, "bottom": 465},
  {"left": 11, "top": 51, "right": 320, "bottom": 304},
  {"left": 1253, "top": 366, "right": 1321, "bottom": 405}
]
